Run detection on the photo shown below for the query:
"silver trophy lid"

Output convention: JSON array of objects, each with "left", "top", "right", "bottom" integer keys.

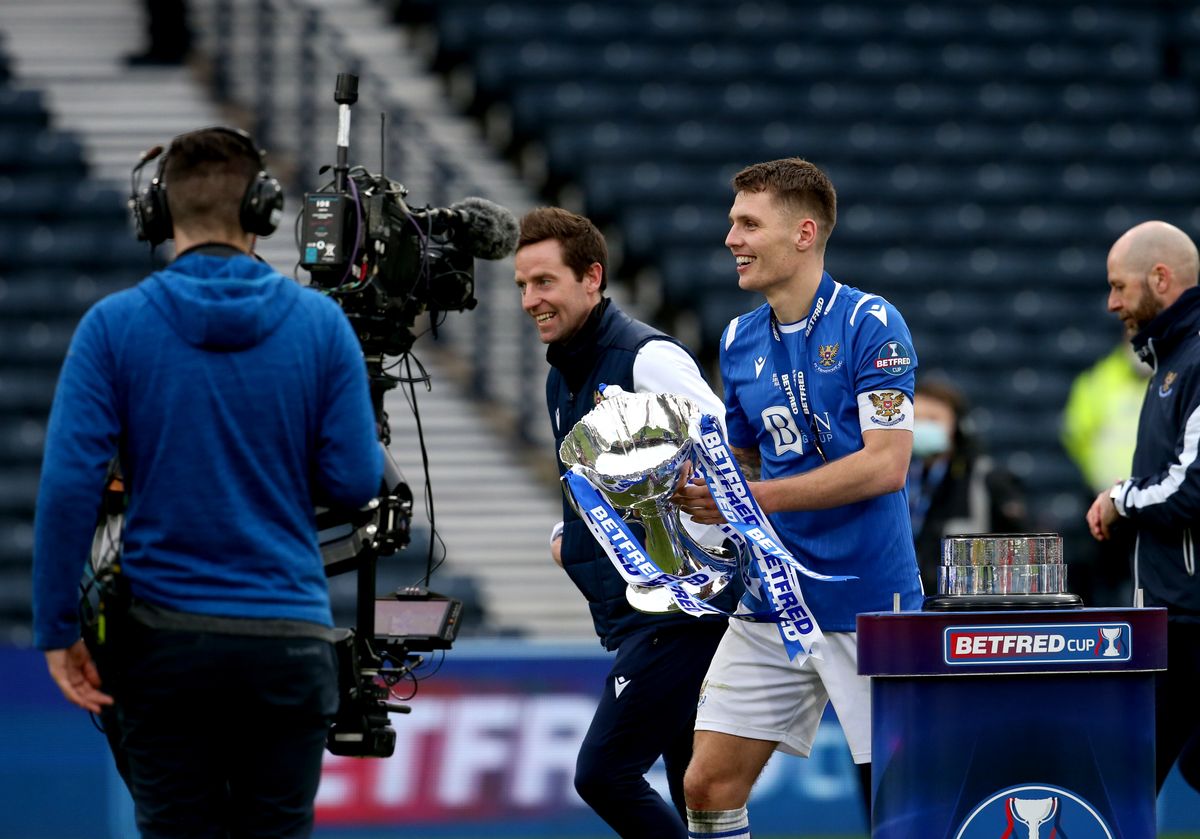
[{"left": 939, "top": 563, "right": 1067, "bottom": 596}]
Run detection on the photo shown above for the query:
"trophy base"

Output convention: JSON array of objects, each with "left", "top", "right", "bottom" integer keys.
[
  {"left": 627, "top": 574, "right": 733, "bottom": 614},
  {"left": 922, "top": 593, "right": 1084, "bottom": 612}
]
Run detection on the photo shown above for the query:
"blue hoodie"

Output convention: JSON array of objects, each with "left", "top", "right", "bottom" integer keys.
[{"left": 33, "top": 251, "right": 383, "bottom": 649}]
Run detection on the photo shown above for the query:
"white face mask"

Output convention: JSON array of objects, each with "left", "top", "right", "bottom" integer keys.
[{"left": 912, "top": 420, "right": 951, "bottom": 459}]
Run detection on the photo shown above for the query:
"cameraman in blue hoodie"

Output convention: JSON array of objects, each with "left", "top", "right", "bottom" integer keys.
[{"left": 33, "top": 127, "right": 383, "bottom": 838}]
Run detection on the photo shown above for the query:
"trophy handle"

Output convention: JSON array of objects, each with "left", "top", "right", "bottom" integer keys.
[
  {"left": 561, "top": 477, "right": 585, "bottom": 521},
  {"left": 672, "top": 508, "right": 736, "bottom": 568}
]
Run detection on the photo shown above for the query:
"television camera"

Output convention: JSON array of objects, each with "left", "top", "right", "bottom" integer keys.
[
  {"left": 303, "top": 73, "right": 519, "bottom": 758},
  {"left": 299, "top": 72, "right": 519, "bottom": 358}
]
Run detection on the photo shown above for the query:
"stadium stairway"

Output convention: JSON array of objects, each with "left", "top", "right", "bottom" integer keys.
[{"left": 0, "top": 0, "right": 599, "bottom": 643}]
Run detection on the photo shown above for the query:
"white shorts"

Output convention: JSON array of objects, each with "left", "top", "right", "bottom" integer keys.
[{"left": 694, "top": 618, "right": 871, "bottom": 763}]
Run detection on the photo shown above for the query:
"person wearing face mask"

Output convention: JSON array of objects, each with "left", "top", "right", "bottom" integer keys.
[{"left": 907, "top": 377, "right": 1029, "bottom": 593}]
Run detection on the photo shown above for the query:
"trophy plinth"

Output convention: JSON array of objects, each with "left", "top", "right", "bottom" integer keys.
[{"left": 923, "top": 533, "right": 1083, "bottom": 611}]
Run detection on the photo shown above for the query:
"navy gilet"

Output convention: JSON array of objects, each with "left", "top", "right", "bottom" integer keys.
[{"left": 546, "top": 299, "right": 733, "bottom": 649}]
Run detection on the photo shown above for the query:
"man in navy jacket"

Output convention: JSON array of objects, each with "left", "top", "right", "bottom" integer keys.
[
  {"left": 515, "top": 207, "right": 734, "bottom": 838},
  {"left": 1088, "top": 219, "right": 1200, "bottom": 797},
  {"left": 33, "top": 127, "right": 382, "bottom": 837}
]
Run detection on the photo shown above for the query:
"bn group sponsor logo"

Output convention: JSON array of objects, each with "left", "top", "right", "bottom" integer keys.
[
  {"left": 954, "top": 783, "right": 1114, "bottom": 839},
  {"left": 944, "top": 623, "right": 1131, "bottom": 666}
]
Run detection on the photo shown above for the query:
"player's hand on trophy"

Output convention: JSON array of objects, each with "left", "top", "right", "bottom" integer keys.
[{"left": 673, "top": 463, "right": 725, "bottom": 525}]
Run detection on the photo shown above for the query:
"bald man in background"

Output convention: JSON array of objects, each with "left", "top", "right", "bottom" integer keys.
[{"left": 1088, "top": 220, "right": 1200, "bottom": 798}]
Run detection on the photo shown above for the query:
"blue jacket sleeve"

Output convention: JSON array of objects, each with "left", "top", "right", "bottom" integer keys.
[
  {"left": 1120, "top": 373, "right": 1200, "bottom": 529},
  {"left": 314, "top": 306, "right": 385, "bottom": 508},
  {"left": 33, "top": 307, "right": 121, "bottom": 649}
]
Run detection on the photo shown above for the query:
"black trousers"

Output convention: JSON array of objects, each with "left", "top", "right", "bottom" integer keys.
[
  {"left": 1157, "top": 619, "right": 1200, "bottom": 794},
  {"left": 104, "top": 621, "right": 338, "bottom": 839},
  {"left": 575, "top": 620, "right": 728, "bottom": 838}
]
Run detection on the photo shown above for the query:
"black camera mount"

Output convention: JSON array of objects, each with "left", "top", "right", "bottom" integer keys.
[{"left": 306, "top": 72, "right": 514, "bottom": 757}]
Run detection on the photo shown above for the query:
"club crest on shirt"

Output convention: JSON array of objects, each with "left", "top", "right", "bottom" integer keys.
[
  {"left": 813, "top": 342, "right": 843, "bottom": 373},
  {"left": 868, "top": 390, "right": 907, "bottom": 426},
  {"left": 1159, "top": 371, "right": 1177, "bottom": 397}
]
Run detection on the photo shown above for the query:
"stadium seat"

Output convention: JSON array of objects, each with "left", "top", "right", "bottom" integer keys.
[
  {"left": 0, "top": 87, "right": 48, "bottom": 129},
  {"left": 0, "top": 129, "right": 87, "bottom": 177},
  {"left": 0, "top": 467, "right": 38, "bottom": 517},
  {"left": 659, "top": 248, "right": 734, "bottom": 300},
  {"left": 415, "top": 0, "right": 1200, "bottom": 575}
]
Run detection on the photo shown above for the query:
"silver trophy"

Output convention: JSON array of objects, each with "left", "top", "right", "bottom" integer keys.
[
  {"left": 925, "top": 533, "right": 1082, "bottom": 610},
  {"left": 938, "top": 533, "right": 1068, "bottom": 596},
  {"left": 559, "top": 391, "right": 734, "bottom": 613}
]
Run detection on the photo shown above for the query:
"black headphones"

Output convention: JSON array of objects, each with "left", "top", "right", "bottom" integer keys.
[{"left": 130, "top": 126, "right": 284, "bottom": 246}]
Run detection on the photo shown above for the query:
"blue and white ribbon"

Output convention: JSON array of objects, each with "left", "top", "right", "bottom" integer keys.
[
  {"left": 691, "top": 414, "right": 854, "bottom": 660},
  {"left": 564, "top": 468, "right": 732, "bottom": 618}
]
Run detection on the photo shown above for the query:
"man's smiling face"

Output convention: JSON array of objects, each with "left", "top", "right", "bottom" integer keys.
[
  {"left": 514, "top": 238, "right": 602, "bottom": 344},
  {"left": 725, "top": 189, "right": 805, "bottom": 296}
]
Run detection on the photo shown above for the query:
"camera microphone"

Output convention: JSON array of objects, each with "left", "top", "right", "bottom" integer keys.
[{"left": 449, "top": 197, "right": 520, "bottom": 260}]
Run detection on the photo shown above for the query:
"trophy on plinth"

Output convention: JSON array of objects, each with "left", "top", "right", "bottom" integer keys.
[{"left": 923, "top": 533, "right": 1083, "bottom": 611}]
